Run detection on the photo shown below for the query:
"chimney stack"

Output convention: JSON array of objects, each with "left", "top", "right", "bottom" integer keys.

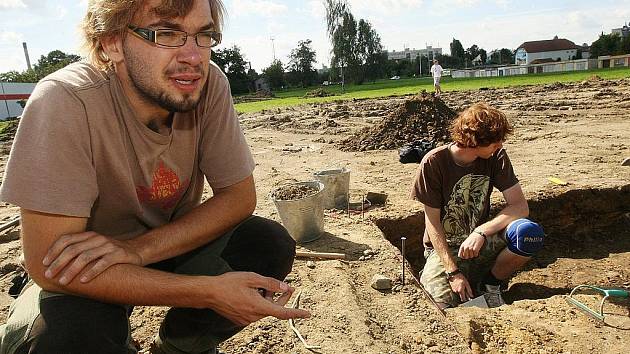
[{"left": 22, "top": 42, "right": 32, "bottom": 71}]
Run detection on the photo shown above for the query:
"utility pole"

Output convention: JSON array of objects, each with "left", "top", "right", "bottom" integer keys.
[
  {"left": 270, "top": 37, "right": 276, "bottom": 61},
  {"left": 22, "top": 42, "right": 32, "bottom": 71}
]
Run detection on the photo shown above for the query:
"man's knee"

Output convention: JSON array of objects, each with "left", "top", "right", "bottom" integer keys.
[
  {"left": 233, "top": 216, "right": 296, "bottom": 256},
  {"left": 505, "top": 218, "right": 545, "bottom": 257},
  {"left": 222, "top": 216, "right": 296, "bottom": 279},
  {"left": 24, "top": 295, "right": 130, "bottom": 354}
]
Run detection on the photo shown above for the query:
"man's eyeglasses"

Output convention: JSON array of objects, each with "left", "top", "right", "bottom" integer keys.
[{"left": 127, "top": 25, "right": 222, "bottom": 48}]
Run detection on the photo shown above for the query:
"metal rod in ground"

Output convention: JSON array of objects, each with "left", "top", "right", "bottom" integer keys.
[
  {"left": 401, "top": 237, "right": 406, "bottom": 286},
  {"left": 392, "top": 251, "right": 447, "bottom": 319},
  {"left": 0, "top": 216, "right": 20, "bottom": 233},
  {"left": 361, "top": 194, "right": 365, "bottom": 220},
  {"left": 347, "top": 192, "right": 350, "bottom": 218}
]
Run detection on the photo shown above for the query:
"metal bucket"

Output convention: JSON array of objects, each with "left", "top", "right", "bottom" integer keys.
[
  {"left": 271, "top": 181, "right": 325, "bottom": 244},
  {"left": 313, "top": 168, "right": 350, "bottom": 209}
]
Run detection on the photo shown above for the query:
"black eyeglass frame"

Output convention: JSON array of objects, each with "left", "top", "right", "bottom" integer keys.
[{"left": 127, "top": 25, "right": 222, "bottom": 48}]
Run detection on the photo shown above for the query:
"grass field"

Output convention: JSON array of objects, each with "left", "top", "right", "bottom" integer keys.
[{"left": 234, "top": 67, "right": 630, "bottom": 113}]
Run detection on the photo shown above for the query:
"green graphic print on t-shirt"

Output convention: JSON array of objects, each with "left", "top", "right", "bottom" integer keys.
[{"left": 441, "top": 174, "right": 490, "bottom": 246}]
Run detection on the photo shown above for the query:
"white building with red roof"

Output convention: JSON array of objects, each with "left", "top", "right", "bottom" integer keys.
[{"left": 515, "top": 36, "right": 578, "bottom": 65}]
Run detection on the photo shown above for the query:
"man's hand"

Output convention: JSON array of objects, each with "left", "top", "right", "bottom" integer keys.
[
  {"left": 448, "top": 273, "right": 473, "bottom": 303},
  {"left": 42, "top": 232, "right": 143, "bottom": 285},
  {"left": 207, "top": 272, "right": 311, "bottom": 326},
  {"left": 458, "top": 232, "right": 485, "bottom": 260}
]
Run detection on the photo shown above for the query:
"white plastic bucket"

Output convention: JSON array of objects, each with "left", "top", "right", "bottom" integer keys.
[
  {"left": 313, "top": 168, "right": 350, "bottom": 209},
  {"left": 271, "top": 181, "right": 325, "bottom": 244}
]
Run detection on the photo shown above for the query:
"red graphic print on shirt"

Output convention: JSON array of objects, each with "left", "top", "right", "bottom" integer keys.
[{"left": 136, "top": 161, "right": 190, "bottom": 210}]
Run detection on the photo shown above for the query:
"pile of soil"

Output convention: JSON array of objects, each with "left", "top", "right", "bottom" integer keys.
[
  {"left": 303, "top": 88, "right": 336, "bottom": 98},
  {"left": 233, "top": 90, "right": 275, "bottom": 104},
  {"left": 0, "top": 119, "right": 19, "bottom": 142},
  {"left": 272, "top": 184, "right": 319, "bottom": 200},
  {"left": 338, "top": 91, "right": 456, "bottom": 151},
  {"left": 543, "top": 82, "right": 567, "bottom": 90}
]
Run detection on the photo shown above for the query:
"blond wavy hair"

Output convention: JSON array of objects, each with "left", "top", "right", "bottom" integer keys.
[
  {"left": 450, "top": 103, "right": 513, "bottom": 148},
  {"left": 81, "top": 0, "right": 225, "bottom": 70}
]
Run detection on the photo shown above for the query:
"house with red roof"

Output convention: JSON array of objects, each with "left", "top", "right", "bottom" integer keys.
[{"left": 515, "top": 36, "right": 578, "bottom": 65}]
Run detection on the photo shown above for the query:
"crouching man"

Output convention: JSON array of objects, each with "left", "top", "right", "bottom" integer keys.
[
  {"left": 411, "top": 103, "right": 544, "bottom": 309},
  {"left": 0, "top": 1, "right": 309, "bottom": 353}
]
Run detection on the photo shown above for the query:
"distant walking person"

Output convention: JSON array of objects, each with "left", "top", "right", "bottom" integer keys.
[{"left": 430, "top": 59, "right": 443, "bottom": 97}]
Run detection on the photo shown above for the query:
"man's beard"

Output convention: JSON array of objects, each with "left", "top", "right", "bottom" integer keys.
[{"left": 123, "top": 44, "right": 204, "bottom": 112}]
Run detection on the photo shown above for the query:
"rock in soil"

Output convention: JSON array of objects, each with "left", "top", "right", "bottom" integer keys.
[{"left": 371, "top": 274, "right": 393, "bottom": 290}]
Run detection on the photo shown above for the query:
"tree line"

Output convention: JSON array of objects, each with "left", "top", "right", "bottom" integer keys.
[
  {"left": 0, "top": 40, "right": 513, "bottom": 95},
  {"left": 2, "top": 14, "right": 629, "bottom": 95},
  {"left": 590, "top": 32, "right": 630, "bottom": 58},
  {"left": 0, "top": 50, "right": 81, "bottom": 82}
]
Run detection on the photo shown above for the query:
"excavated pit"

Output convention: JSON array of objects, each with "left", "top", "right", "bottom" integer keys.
[{"left": 375, "top": 186, "right": 630, "bottom": 303}]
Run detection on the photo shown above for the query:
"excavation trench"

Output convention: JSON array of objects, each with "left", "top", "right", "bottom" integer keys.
[{"left": 375, "top": 185, "right": 630, "bottom": 303}]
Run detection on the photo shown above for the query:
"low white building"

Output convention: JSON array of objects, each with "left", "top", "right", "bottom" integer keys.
[
  {"left": 451, "top": 59, "right": 597, "bottom": 79},
  {"left": 598, "top": 54, "right": 630, "bottom": 68},
  {"left": 0, "top": 82, "right": 36, "bottom": 120},
  {"left": 515, "top": 36, "right": 578, "bottom": 65},
  {"left": 386, "top": 45, "right": 442, "bottom": 62}
]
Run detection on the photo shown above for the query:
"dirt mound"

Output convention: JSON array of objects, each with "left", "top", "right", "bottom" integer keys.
[
  {"left": 338, "top": 92, "right": 456, "bottom": 151},
  {"left": 304, "top": 88, "right": 336, "bottom": 98},
  {"left": 233, "top": 90, "right": 275, "bottom": 104},
  {"left": 543, "top": 82, "right": 567, "bottom": 90},
  {"left": 0, "top": 119, "right": 19, "bottom": 142}
]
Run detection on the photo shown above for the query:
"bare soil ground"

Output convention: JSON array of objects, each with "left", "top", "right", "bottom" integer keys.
[{"left": 0, "top": 77, "right": 629, "bottom": 354}]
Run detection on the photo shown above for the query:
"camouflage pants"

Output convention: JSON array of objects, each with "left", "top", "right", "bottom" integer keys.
[
  {"left": 0, "top": 216, "right": 295, "bottom": 354},
  {"left": 420, "top": 233, "right": 507, "bottom": 307}
]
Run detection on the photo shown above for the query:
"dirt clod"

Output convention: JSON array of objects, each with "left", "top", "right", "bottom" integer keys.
[{"left": 371, "top": 274, "right": 393, "bottom": 290}]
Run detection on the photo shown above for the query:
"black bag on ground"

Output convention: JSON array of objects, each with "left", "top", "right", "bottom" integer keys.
[
  {"left": 398, "top": 139, "right": 436, "bottom": 164},
  {"left": 8, "top": 270, "right": 29, "bottom": 298}
]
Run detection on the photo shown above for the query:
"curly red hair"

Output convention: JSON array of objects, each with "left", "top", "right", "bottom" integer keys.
[{"left": 450, "top": 103, "right": 513, "bottom": 148}]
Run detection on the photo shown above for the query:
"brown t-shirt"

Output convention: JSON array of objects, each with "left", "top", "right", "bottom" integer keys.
[
  {"left": 410, "top": 144, "right": 518, "bottom": 246},
  {"left": 0, "top": 62, "right": 255, "bottom": 240}
]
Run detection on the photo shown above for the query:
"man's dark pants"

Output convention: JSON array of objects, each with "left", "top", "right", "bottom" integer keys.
[{"left": 0, "top": 216, "right": 296, "bottom": 354}]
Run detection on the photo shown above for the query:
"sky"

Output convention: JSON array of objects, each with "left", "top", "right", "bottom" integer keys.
[{"left": 1, "top": 0, "right": 630, "bottom": 74}]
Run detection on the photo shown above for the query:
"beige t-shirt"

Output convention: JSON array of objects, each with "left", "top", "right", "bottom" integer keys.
[
  {"left": 0, "top": 62, "right": 255, "bottom": 240},
  {"left": 411, "top": 144, "right": 518, "bottom": 246}
]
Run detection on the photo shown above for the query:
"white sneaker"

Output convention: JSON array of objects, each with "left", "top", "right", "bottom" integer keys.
[{"left": 479, "top": 284, "right": 506, "bottom": 308}]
